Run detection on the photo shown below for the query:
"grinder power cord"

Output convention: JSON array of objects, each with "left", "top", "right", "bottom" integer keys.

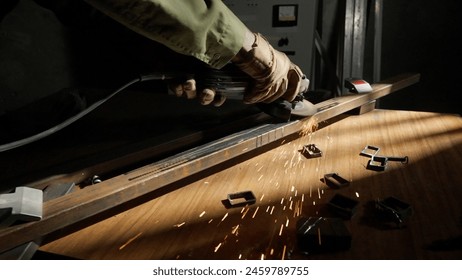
[{"left": 0, "top": 69, "right": 316, "bottom": 153}]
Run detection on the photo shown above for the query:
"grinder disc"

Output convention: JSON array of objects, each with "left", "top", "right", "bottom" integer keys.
[{"left": 291, "top": 99, "right": 318, "bottom": 117}]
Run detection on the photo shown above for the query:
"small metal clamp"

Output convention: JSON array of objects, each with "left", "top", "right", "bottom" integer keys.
[
  {"left": 302, "top": 144, "right": 322, "bottom": 158},
  {"left": 323, "top": 173, "right": 350, "bottom": 188},
  {"left": 345, "top": 78, "right": 373, "bottom": 94},
  {"left": 360, "top": 145, "right": 409, "bottom": 171},
  {"left": 328, "top": 194, "right": 359, "bottom": 219},
  {"left": 360, "top": 145, "right": 380, "bottom": 158},
  {"left": 375, "top": 196, "right": 413, "bottom": 226},
  {"left": 226, "top": 191, "right": 256, "bottom": 207},
  {"left": 367, "top": 156, "right": 388, "bottom": 171}
]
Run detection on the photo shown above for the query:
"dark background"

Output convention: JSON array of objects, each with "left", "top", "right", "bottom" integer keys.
[
  {"left": 1, "top": 0, "right": 461, "bottom": 116},
  {"left": 378, "top": 0, "right": 461, "bottom": 115}
]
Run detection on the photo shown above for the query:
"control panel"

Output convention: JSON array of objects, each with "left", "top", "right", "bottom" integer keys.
[{"left": 223, "top": 0, "right": 317, "bottom": 82}]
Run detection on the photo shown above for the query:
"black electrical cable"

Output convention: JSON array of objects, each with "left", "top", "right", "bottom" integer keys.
[{"left": 0, "top": 74, "right": 172, "bottom": 152}]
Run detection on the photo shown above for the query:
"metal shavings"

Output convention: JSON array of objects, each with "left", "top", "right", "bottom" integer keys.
[
  {"left": 282, "top": 245, "right": 287, "bottom": 260},
  {"left": 214, "top": 242, "right": 222, "bottom": 253},
  {"left": 299, "top": 117, "right": 319, "bottom": 136},
  {"left": 293, "top": 201, "right": 300, "bottom": 218},
  {"left": 221, "top": 213, "right": 229, "bottom": 222},
  {"left": 232, "top": 224, "right": 240, "bottom": 235},
  {"left": 252, "top": 207, "right": 260, "bottom": 218},
  {"left": 290, "top": 153, "right": 296, "bottom": 167},
  {"left": 279, "top": 224, "right": 284, "bottom": 236},
  {"left": 261, "top": 254, "right": 265, "bottom": 260},
  {"left": 266, "top": 205, "right": 271, "bottom": 212},
  {"left": 270, "top": 248, "right": 274, "bottom": 255},
  {"left": 356, "top": 192, "right": 360, "bottom": 198},
  {"left": 285, "top": 217, "right": 290, "bottom": 227},
  {"left": 260, "top": 194, "right": 265, "bottom": 201},
  {"left": 199, "top": 211, "right": 206, "bottom": 217},
  {"left": 241, "top": 207, "right": 250, "bottom": 219},
  {"left": 280, "top": 198, "right": 284, "bottom": 204},
  {"left": 174, "top": 222, "right": 185, "bottom": 228},
  {"left": 258, "top": 175, "right": 263, "bottom": 181},
  {"left": 119, "top": 232, "right": 143, "bottom": 250},
  {"left": 208, "top": 219, "right": 214, "bottom": 223},
  {"left": 289, "top": 201, "right": 293, "bottom": 210},
  {"left": 270, "top": 206, "right": 275, "bottom": 215}
]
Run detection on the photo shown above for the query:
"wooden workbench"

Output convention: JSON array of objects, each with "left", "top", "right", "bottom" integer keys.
[{"left": 38, "top": 109, "right": 462, "bottom": 259}]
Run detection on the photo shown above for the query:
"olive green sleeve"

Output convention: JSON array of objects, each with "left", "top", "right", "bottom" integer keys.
[{"left": 85, "top": 0, "right": 247, "bottom": 69}]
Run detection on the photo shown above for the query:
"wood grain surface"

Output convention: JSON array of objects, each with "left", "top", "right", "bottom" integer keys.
[{"left": 39, "top": 109, "right": 462, "bottom": 259}]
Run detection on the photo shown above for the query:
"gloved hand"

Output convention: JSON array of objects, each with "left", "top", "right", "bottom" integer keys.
[
  {"left": 232, "top": 32, "right": 308, "bottom": 104},
  {"left": 169, "top": 33, "right": 307, "bottom": 107},
  {"left": 169, "top": 78, "right": 227, "bottom": 107}
]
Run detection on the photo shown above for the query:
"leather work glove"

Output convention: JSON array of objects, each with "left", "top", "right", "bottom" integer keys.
[
  {"left": 232, "top": 33, "right": 308, "bottom": 104},
  {"left": 169, "top": 33, "right": 307, "bottom": 107},
  {"left": 169, "top": 78, "right": 227, "bottom": 107}
]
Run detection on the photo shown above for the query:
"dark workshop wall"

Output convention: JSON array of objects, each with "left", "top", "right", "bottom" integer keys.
[
  {"left": 1, "top": 0, "right": 461, "bottom": 116},
  {"left": 0, "top": 0, "right": 198, "bottom": 116},
  {"left": 378, "top": 0, "right": 462, "bottom": 115},
  {"left": 316, "top": 0, "right": 461, "bottom": 116}
]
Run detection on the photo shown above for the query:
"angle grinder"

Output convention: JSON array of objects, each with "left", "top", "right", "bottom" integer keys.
[
  {"left": 194, "top": 64, "right": 317, "bottom": 121},
  {"left": 0, "top": 65, "right": 316, "bottom": 152}
]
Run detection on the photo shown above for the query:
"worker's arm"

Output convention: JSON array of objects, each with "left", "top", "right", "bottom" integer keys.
[
  {"left": 85, "top": 0, "right": 308, "bottom": 106},
  {"left": 84, "top": 0, "right": 245, "bottom": 69}
]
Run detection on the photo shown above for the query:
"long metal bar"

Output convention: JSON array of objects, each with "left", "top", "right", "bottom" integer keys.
[{"left": 0, "top": 73, "right": 420, "bottom": 254}]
